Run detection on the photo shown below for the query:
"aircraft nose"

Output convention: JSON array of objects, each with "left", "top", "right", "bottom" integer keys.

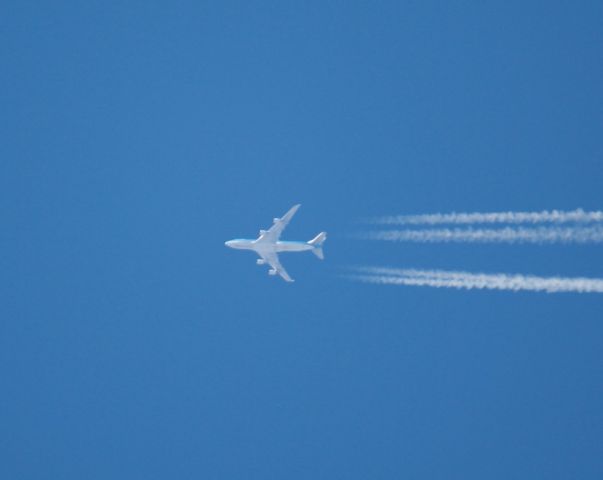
[{"left": 225, "top": 240, "right": 233, "bottom": 248}]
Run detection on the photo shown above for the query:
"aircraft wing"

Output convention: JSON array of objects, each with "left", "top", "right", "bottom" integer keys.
[
  {"left": 259, "top": 204, "right": 301, "bottom": 243},
  {"left": 258, "top": 251, "right": 294, "bottom": 282}
]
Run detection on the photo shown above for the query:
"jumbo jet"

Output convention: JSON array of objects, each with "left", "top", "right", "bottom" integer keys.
[{"left": 224, "top": 204, "right": 326, "bottom": 282}]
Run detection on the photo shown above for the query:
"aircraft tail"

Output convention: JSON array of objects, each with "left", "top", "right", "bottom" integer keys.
[{"left": 308, "top": 232, "right": 327, "bottom": 260}]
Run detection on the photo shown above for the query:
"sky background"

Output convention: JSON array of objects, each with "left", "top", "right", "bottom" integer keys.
[{"left": 2, "top": 1, "right": 603, "bottom": 478}]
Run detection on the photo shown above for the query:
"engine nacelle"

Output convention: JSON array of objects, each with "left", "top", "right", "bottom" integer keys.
[
  {"left": 273, "top": 218, "right": 280, "bottom": 223},
  {"left": 268, "top": 269, "right": 277, "bottom": 275},
  {"left": 256, "top": 259, "right": 265, "bottom": 265},
  {"left": 259, "top": 229, "right": 267, "bottom": 236}
]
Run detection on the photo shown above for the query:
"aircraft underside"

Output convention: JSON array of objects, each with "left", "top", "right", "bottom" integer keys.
[{"left": 225, "top": 204, "right": 326, "bottom": 282}]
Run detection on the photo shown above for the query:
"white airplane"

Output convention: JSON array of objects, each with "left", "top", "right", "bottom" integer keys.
[{"left": 225, "top": 204, "right": 327, "bottom": 282}]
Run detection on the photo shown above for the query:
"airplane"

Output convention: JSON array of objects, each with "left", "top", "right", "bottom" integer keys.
[{"left": 225, "top": 204, "right": 327, "bottom": 282}]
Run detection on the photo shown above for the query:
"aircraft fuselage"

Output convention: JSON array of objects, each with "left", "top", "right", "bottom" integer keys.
[{"left": 225, "top": 239, "right": 314, "bottom": 253}]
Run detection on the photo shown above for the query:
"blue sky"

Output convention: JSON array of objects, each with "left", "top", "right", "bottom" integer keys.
[{"left": 2, "top": 1, "right": 602, "bottom": 478}]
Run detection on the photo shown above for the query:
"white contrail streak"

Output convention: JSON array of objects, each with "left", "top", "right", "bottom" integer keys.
[
  {"left": 360, "top": 226, "right": 603, "bottom": 244},
  {"left": 347, "top": 267, "right": 603, "bottom": 293},
  {"left": 372, "top": 209, "right": 603, "bottom": 225}
]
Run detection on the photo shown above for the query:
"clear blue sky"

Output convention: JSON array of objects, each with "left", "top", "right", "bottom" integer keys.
[{"left": 2, "top": 1, "right": 602, "bottom": 478}]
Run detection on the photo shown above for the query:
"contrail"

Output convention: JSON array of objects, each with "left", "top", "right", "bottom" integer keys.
[
  {"left": 347, "top": 267, "right": 603, "bottom": 294},
  {"left": 360, "top": 226, "right": 603, "bottom": 244},
  {"left": 371, "top": 208, "right": 603, "bottom": 226}
]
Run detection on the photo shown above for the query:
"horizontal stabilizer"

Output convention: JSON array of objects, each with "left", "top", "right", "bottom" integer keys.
[{"left": 308, "top": 232, "right": 327, "bottom": 260}]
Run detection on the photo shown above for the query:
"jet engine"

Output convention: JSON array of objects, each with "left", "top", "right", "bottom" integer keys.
[
  {"left": 268, "top": 269, "right": 277, "bottom": 275},
  {"left": 273, "top": 218, "right": 280, "bottom": 223},
  {"left": 259, "top": 229, "right": 267, "bottom": 236},
  {"left": 256, "top": 259, "right": 265, "bottom": 265}
]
